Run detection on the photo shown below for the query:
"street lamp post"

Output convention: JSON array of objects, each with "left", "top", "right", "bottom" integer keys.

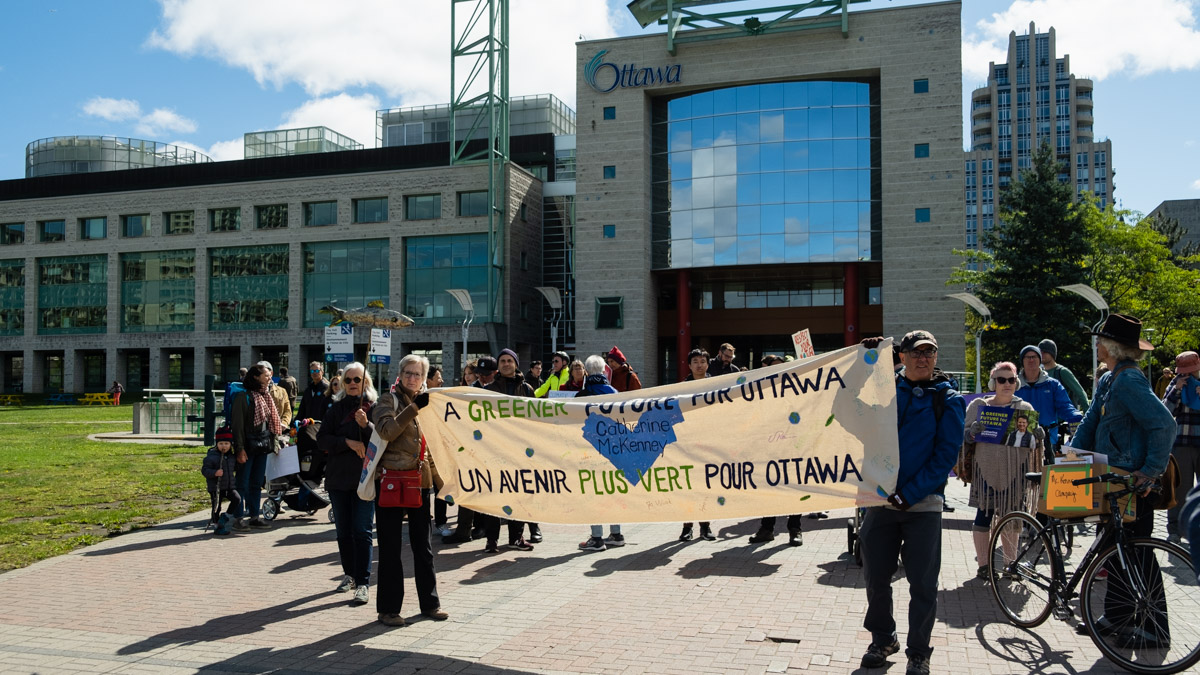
[
  {"left": 1058, "top": 284, "right": 1108, "bottom": 397},
  {"left": 946, "top": 292, "right": 991, "bottom": 394},
  {"left": 534, "top": 287, "right": 563, "bottom": 355},
  {"left": 446, "top": 289, "right": 474, "bottom": 378}
]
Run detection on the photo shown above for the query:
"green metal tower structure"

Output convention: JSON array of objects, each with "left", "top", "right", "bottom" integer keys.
[{"left": 451, "top": 0, "right": 509, "bottom": 324}]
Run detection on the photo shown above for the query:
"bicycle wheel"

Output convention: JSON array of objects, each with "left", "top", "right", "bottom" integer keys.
[
  {"left": 1080, "top": 538, "right": 1200, "bottom": 674},
  {"left": 989, "top": 511, "right": 1056, "bottom": 627}
]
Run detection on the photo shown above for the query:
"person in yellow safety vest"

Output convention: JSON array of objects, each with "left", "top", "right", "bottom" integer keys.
[{"left": 534, "top": 351, "right": 571, "bottom": 398}]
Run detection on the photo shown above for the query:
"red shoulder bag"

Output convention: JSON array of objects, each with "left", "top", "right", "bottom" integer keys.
[{"left": 379, "top": 436, "right": 425, "bottom": 508}]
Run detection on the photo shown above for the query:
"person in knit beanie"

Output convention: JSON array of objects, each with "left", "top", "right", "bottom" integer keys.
[
  {"left": 201, "top": 427, "right": 242, "bottom": 531},
  {"left": 1037, "top": 338, "right": 1089, "bottom": 410}
]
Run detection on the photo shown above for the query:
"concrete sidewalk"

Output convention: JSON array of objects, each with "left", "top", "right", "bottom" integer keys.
[{"left": 0, "top": 483, "right": 1138, "bottom": 674}]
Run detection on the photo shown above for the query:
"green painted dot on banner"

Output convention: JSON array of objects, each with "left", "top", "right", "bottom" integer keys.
[
  {"left": 800, "top": 494, "right": 811, "bottom": 501},
  {"left": 825, "top": 414, "right": 835, "bottom": 426},
  {"left": 788, "top": 412, "right": 800, "bottom": 424},
  {"left": 473, "top": 430, "right": 482, "bottom": 441},
  {"left": 525, "top": 448, "right": 535, "bottom": 457},
  {"left": 502, "top": 505, "right": 513, "bottom": 516},
  {"left": 444, "top": 495, "right": 454, "bottom": 505},
  {"left": 717, "top": 496, "right": 726, "bottom": 506},
  {"left": 457, "top": 446, "right": 465, "bottom": 452}
]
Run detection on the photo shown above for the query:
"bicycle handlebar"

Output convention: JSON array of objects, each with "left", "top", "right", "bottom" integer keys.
[{"left": 1071, "top": 472, "right": 1160, "bottom": 491}]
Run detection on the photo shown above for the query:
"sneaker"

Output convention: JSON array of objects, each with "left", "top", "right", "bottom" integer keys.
[
  {"left": 335, "top": 575, "right": 355, "bottom": 593},
  {"left": 579, "top": 536, "right": 606, "bottom": 552},
  {"left": 748, "top": 528, "right": 776, "bottom": 544},
  {"left": 231, "top": 518, "right": 250, "bottom": 532},
  {"left": 248, "top": 518, "right": 270, "bottom": 530},
  {"left": 788, "top": 530, "right": 803, "bottom": 547},
  {"left": 422, "top": 608, "right": 450, "bottom": 621},
  {"left": 442, "top": 530, "right": 473, "bottom": 544},
  {"left": 977, "top": 565, "right": 989, "bottom": 580},
  {"left": 352, "top": 585, "right": 369, "bottom": 605},
  {"left": 679, "top": 524, "right": 694, "bottom": 541},
  {"left": 604, "top": 533, "right": 626, "bottom": 548},
  {"left": 860, "top": 639, "right": 900, "bottom": 668},
  {"left": 508, "top": 537, "right": 534, "bottom": 551},
  {"left": 699, "top": 524, "right": 716, "bottom": 541},
  {"left": 378, "top": 612, "right": 406, "bottom": 627},
  {"left": 906, "top": 654, "right": 931, "bottom": 675},
  {"left": 528, "top": 524, "right": 543, "bottom": 543},
  {"left": 437, "top": 525, "right": 455, "bottom": 538},
  {"left": 484, "top": 539, "right": 499, "bottom": 553}
]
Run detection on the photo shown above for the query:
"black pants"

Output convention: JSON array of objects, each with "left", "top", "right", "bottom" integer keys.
[
  {"left": 760, "top": 515, "right": 802, "bottom": 533},
  {"left": 434, "top": 494, "right": 448, "bottom": 528},
  {"left": 209, "top": 488, "right": 241, "bottom": 522},
  {"left": 479, "top": 514, "right": 530, "bottom": 543},
  {"left": 1104, "top": 492, "right": 1168, "bottom": 637},
  {"left": 860, "top": 507, "right": 942, "bottom": 659},
  {"left": 375, "top": 488, "right": 440, "bottom": 615}
]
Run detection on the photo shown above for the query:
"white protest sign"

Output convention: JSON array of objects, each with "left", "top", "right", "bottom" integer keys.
[
  {"left": 792, "top": 328, "right": 815, "bottom": 359},
  {"left": 325, "top": 324, "right": 354, "bottom": 362},
  {"left": 369, "top": 329, "right": 391, "bottom": 364}
]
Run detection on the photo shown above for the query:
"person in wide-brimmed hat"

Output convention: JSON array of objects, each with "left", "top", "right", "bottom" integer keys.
[
  {"left": 1071, "top": 314, "right": 1177, "bottom": 645},
  {"left": 1163, "top": 350, "right": 1200, "bottom": 543}
]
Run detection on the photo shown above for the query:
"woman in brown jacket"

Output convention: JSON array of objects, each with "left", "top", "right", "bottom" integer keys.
[{"left": 369, "top": 354, "right": 448, "bottom": 627}]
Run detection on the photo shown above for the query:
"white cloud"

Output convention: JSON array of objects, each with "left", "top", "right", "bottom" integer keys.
[
  {"left": 168, "top": 137, "right": 244, "bottom": 162},
  {"left": 962, "top": 0, "right": 1200, "bottom": 82},
  {"left": 82, "top": 96, "right": 142, "bottom": 121},
  {"left": 147, "top": 0, "right": 618, "bottom": 109},
  {"left": 1192, "top": 178, "right": 1200, "bottom": 190},
  {"left": 135, "top": 108, "right": 198, "bottom": 136},
  {"left": 279, "top": 93, "right": 382, "bottom": 149}
]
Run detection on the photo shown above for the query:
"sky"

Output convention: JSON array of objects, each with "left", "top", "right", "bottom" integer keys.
[{"left": 0, "top": 0, "right": 1197, "bottom": 216}]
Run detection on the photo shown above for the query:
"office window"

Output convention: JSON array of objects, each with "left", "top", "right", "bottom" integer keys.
[
  {"left": 121, "top": 215, "right": 148, "bottom": 238},
  {"left": 1, "top": 223, "right": 25, "bottom": 245},
  {"left": 353, "top": 197, "right": 388, "bottom": 223},
  {"left": 0, "top": 259, "right": 24, "bottom": 335},
  {"left": 458, "top": 191, "right": 488, "bottom": 217},
  {"left": 38, "top": 220, "right": 65, "bottom": 243},
  {"left": 914, "top": 143, "right": 930, "bottom": 158},
  {"left": 405, "top": 233, "right": 491, "bottom": 323},
  {"left": 603, "top": 225, "right": 616, "bottom": 239},
  {"left": 164, "top": 211, "right": 194, "bottom": 235},
  {"left": 519, "top": 203, "right": 527, "bottom": 222},
  {"left": 37, "top": 255, "right": 107, "bottom": 334},
  {"left": 595, "top": 296, "right": 623, "bottom": 329},
  {"left": 256, "top": 204, "right": 289, "bottom": 230},
  {"left": 209, "top": 207, "right": 241, "bottom": 232},
  {"left": 304, "top": 201, "right": 337, "bottom": 227},
  {"left": 555, "top": 149, "right": 577, "bottom": 180},
  {"left": 119, "top": 250, "right": 195, "bottom": 332},
  {"left": 915, "top": 208, "right": 931, "bottom": 223},
  {"left": 79, "top": 217, "right": 106, "bottom": 240},
  {"left": 913, "top": 79, "right": 929, "bottom": 94},
  {"left": 405, "top": 194, "right": 441, "bottom": 220},
  {"left": 603, "top": 165, "right": 616, "bottom": 179},
  {"left": 302, "top": 239, "right": 389, "bottom": 327},
  {"left": 209, "top": 245, "right": 288, "bottom": 330},
  {"left": 603, "top": 106, "right": 616, "bottom": 120}
]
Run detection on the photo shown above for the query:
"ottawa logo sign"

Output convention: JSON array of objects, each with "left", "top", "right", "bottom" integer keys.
[{"left": 585, "top": 50, "right": 683, "bottom": 93}]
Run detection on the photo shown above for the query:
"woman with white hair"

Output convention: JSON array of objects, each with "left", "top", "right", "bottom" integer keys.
[
  {"left": 317, "top": 361, "right": 378, "bottom": 606},
  {"left": 369, "top": 354, "right": 449, "bottom": 626},
  {"left": 577, "top": 354, "right": 624, "bottom": 551}
]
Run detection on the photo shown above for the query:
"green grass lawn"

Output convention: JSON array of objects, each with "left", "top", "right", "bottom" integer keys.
[{"left": 0, "top": 404, "right": 210, "bottom": 571}]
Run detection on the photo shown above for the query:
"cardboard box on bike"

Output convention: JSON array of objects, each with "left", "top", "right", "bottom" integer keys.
[{"left": 1036, "top": 452, "right": 1135, "bottom": 523}]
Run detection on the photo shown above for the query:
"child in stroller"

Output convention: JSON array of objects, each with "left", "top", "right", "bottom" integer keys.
[{"left": 261, "top": 418, "right": 332, "bottom": 521}]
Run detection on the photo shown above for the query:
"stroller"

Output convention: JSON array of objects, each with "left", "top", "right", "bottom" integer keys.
[{"left": 261, "top": 419, "right": 333, "bottom": 522}]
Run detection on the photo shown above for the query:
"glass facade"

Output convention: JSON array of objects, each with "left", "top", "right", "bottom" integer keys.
[
  {"left": 405, "top": 194, "right": 440, "bottom": 220},
  {"left": 1, "top": 223, "right": 23, "bottom": 245},
  {"left": 353, "top": 198, "right": 388, "bottom": 223},
  {"left": 256, "top": 204, "right": 288, "bottom": 230},
  {"left": 209, "top": 245, "right": 288, "bottom": 330},
  {"left": 244, "top": 126, "right": 363, "bottom": 158},
  {"left": 302, "top": 239, "right": 389, "bottom": 327},
  {"left": 25, "top": 136, "right": 212, "bottom": 179},
  {"left": 39, "top": 220, "right": 65, "bottom": 243},
  {"left": 210, "top": 208, "right": 240, "bottom": 232},
  {"left": 122, "top": 214, "right": 148, "bottom": 238},
  {"left": 458, "top": 191, "right": 488, "bottom": 217},
  {"left": 165, "top": 211, "right": 194, "bottom": 235},
  {"left": 120, "top": 250, "right": 195, "bottom": 332},
  {"left": 0, "top": 259, "right": 24, "bottom": 336},
  {"left": 37, "top": 255, "right": 107, "bottom": 334},
  {"left": 405, "top": 233, "right": 491, "bottom": 323},
  {"left": 79, "top": 217, "right": 107, "bottom": 240},
  {"left": 304, "top": 201, "right": 337, "bottom": 227},
  {"left": 652, "top": 81, "right": 879, "bottom": 269}
]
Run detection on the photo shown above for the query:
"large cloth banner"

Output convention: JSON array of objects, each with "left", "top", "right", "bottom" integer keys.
[{"left": 421, "top": 342, "right": 899, "bottom": 524}]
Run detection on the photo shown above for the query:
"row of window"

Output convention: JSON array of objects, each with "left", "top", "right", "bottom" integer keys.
[{"left": 0, "top": 192, "right": 504, "bottom": 245}]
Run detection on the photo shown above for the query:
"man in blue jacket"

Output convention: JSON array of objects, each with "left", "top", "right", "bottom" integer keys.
[
  {"left": 859, "top": 330, "right": 966, "bottom": 675},
  {"left": 1017, "top": 344, "right": 1082, "bottom": 446}
]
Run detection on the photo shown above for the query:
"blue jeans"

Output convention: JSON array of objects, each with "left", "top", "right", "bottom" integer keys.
[
  {"left": 328, "top": 488, "right": 375, "bottom": 586},
  {"left": 233, "top": 453, "right": 268, "bottom": 519}
]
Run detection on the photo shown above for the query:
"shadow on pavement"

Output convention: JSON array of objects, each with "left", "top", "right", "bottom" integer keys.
[
  {"left": 583, "top": 538, "right": 692, "bottom": 577},
  {"left": 193, "top": 624, "right": 534, "bottom": 674},
  {"left": 676, "top": 541, "right": 781, "bottom": 579},
  {"left": 82, "top": 531, "right": 213, "bottom": 557},
  {"left": 973, "top": 621, "right": 1082, "bottom": 674},
  {"left": 270, "top": 551, "right": 341, "bottom": 575},
  {"left": 813, "top": 556, "right": 867, "bottom": 589},
  {"left": 456, "top": 551, "right": 580, "bottom": 585}
]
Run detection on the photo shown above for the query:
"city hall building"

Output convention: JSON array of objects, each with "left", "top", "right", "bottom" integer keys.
[{"left": 0, "top": 1, "right": 964, "bottom": 393}]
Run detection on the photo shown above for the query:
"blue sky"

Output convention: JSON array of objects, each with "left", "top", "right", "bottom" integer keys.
[{"left": 0, "top": 0, "right": 1197, "bottom": 216}]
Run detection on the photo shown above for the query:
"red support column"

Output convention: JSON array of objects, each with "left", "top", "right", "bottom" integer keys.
[
  {"left": 677, "top": 269, "right": 691, "bottom": 381},
  {"left": 843, "top": 262, "right": 859, "bottom": 347}
]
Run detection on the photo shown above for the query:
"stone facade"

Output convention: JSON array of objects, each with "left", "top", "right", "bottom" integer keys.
[{"left": 574, "top": 1, "right": 966, "bottom": 382}]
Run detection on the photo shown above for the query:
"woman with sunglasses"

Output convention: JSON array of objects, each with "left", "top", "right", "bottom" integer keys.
[
  {"left": 317, "top": 362, "right": 378, "bottom": 606},
  {"left": 957, "top": 361, "right": 1045, "bottom": 579}
]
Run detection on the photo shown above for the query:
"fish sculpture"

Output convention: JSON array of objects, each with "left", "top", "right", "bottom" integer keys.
[{"left": 319, "top": 300, "right": 415, "bottom": 329}]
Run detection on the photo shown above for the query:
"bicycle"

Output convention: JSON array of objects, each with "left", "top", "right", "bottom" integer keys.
[{"left": 988, "top": 471, "right": 1200, "bottom": 674}]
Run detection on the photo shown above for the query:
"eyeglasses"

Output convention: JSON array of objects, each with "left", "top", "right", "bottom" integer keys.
[
  {"left": 344, "top": 376, "right": 363, "bottom": 384},
  {"left": 401, "top": 371, "right": 423, "bottom": 379},
  {"left": 994, "top": 376, "right": 1018, "bottom": 384},
  {"left": 309, "top": 369, "right": 320, "bottom": 373},
  {"left": 907, "top": 349, "right": 937, "bottom": 360}
]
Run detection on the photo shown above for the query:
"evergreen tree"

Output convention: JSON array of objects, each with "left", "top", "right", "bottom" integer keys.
[{"left": 975, "top": 143, "right": 1093, "bottom": 378}]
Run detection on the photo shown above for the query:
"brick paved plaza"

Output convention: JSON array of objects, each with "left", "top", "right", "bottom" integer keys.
[{"left": 0, "top": 483, "right": 1143, "bottom": 674}]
